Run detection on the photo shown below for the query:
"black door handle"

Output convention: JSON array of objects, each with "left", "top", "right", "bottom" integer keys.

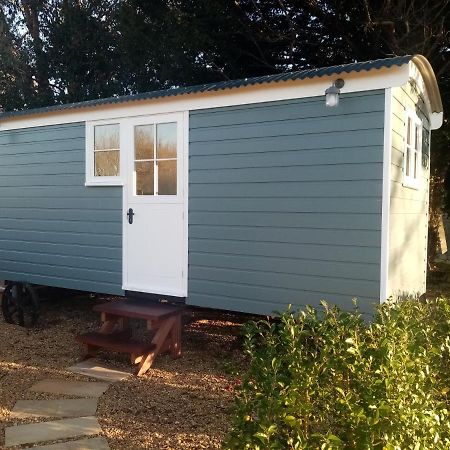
[{"left": 127, "top": 208, "right": 134, "bottom": 224}]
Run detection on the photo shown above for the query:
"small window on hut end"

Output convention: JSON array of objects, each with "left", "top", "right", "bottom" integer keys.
[
  {"left": 85, "top": 121, "right": 123, "bottom": 186},
  {"left": 403, "top": 110, "right": 422, "bottom": 190}
]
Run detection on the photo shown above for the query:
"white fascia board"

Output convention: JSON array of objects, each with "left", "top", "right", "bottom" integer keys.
[
  {"left": 0, "top": 65, "right": 409, "bottom": 131},
  {"left": 380, "top": 88, "right": 393, "bottom": 303}
]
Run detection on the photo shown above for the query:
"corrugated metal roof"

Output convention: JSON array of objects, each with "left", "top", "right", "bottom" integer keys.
[{"left": 0, "top": 55, "right": 412, "bottom": 119}]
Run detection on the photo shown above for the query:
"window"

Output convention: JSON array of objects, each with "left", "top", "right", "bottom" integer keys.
[
  {"left": 134, "top": 122, "right": 177, "bottom": 196},
  {"left": 422, "top": 128, "right": 430, "bottom": 169},
  {"left": 403, "top": 111, "right": 422, "bottom": 189},
  {"left": 86, "top": 122, "right": 122, "bottom": 186}
]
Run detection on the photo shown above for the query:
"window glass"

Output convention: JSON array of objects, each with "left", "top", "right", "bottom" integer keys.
[
  {"left": 94, "top": 124, "right": 119, "bottom": 150},
  {"left": 405, "top": 148, "right": 411, "bottom": 176},
  {"left": 135, "top": 161, "right": 154, "bottom": 195},
  {"left": 422, "top": 129, "right": 430, "bottom": 168},
  {"left": 134, "top": 122, "right": 177, "bottom": 196},
  {"left": 422, "top": 129, "right": 430, "bottom": 154},
  {"left": 404, "top": 112, "right": 423, "bottom": 188},
  {"left": 135, "top": 125, "right": 154, "bottom": 160},
  {"left": 95, "top": 150, "right": 120, "bottom": 177},
  {"left": 407, "top": 118, "right": 411, "bottom": 145},
  {"left": 94, "top": 124, "right": 120, "bottom": 177},
  {"left": 157, "top": 123, "right": 177, "bottom": 159},
  {"left": 158, "top": 160, "right": 177, "bottom": 195}
]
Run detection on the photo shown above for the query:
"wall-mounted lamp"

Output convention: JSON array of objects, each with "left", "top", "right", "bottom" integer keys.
[{"left": 325, "top": 79, "right": 345, "bottom": 107}]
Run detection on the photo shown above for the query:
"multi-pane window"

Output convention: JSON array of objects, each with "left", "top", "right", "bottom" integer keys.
[
  {"left": 422, "top": 128, "right": 430, "bottom": 169},
  {"left": 404, "top": 112, "right": 422, "bottom": 188},
  {"left": 134, "top": 122, "right": 177, "bottom": 196},
  {"left": 93, "top": 124, "right": 120, "bottom": 177}
]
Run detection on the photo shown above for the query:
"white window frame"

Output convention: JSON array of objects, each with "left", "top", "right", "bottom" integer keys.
[
  {"left": 85, "top": 119, "right": 124, "bottom": 186},
  {"left": 403, "top": 109, "right": 422, "bottom": 190},
  {"left": 133, "top": 121, "right": 178, "bottom": 198},
  {"left": 127, "top": 113, "right": 184, "bottom": 205}
]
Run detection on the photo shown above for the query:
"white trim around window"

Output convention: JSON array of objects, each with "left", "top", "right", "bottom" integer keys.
[
  {"left": 403, "top": 109, "right": 422, "bottom": 190},
  {"left": 85, "top": 119, "right": 124, "bottom": 186}
]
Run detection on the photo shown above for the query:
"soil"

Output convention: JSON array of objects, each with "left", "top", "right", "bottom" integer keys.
[{"left": 0, "top": 292, "right": 251, "bottom": 449}]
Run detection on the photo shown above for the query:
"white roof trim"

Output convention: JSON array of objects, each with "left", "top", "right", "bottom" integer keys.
[{"left": 0, "top": 65, "right": 409, "bottom": 131}]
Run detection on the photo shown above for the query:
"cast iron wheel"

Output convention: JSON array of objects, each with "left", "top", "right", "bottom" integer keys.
[{"left": 1, "top": 282, "right": 39, "bottom": 327}]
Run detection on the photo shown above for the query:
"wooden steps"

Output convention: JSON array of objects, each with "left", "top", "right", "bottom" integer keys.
[
  {"left": 76, "top": 299, "right": 183, "bottom": 376},
  {"left": 76, "top": 332, "right": 155, "bottom": 355}
]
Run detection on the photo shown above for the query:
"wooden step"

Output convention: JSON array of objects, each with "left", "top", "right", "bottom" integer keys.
[
  {"left": 93, "top": 300, "right": 182, "bottom": 321},
  {"left": 76, "top": 332, "right": 155, "bottom": 355}
]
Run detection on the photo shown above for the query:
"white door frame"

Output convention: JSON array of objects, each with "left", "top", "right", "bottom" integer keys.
[{"left": 121, "top": 110, "right": 189, "bottom": 297}]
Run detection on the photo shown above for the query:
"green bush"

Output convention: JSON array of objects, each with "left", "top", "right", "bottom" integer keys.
[{"left": 224, "top": 299, "right": 450, "bottom": 449}]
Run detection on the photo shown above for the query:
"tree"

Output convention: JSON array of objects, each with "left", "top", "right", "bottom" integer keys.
[
  {"left": 45, "top": 0, "right": 121, "bottom": 103},
  {"left": 0, "top": 1, "right": 34, "bottom": 110},
  {"left": 0, "top": 0, "right": 448, "bottom": 251},
  {"left": 20, "top": 0, "right": 54, "bottom": 104}
]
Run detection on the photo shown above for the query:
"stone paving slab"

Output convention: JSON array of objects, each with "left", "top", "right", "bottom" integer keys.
[
  {"left": 5, "top": 416, "right": 101, "bottom": 447},
  {"left": 67, "top": 358, "right": 131, "bottom": 382},
  {"left": 30, "top": 379, "right": 109, "bottom": 398},
  {"left": 24, "top": 437, "right": 110, "bottom": 450},
  {"left": 11, "top": 398, "right": 98, "bottom": 419}
]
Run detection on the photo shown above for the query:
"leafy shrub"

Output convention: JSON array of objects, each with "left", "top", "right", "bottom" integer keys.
[{"left": 224, "top": 299, "right": 450, "bottom": 449}]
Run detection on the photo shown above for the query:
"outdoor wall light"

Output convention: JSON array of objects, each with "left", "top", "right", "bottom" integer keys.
[{"left": 325, "top": 78, "right": 345, "bottom": 107}]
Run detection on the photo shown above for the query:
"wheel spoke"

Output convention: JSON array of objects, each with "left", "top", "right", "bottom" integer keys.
[
  {"left": 2, "top": 283, "right": 39, "bottom": 327},
  {"left": 17, "top": 309, "right": 24, "bottom": 326}
]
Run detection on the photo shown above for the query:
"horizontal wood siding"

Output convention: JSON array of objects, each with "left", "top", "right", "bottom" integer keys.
[
  {"left": 388, "top": 84, "right": 430, "bottom": 298},
  {"left": 0, "top": 123, "right": 123, "bottom": 294},
  {"left": 188, "top": 92, "right": 385, "bottom": 315}
]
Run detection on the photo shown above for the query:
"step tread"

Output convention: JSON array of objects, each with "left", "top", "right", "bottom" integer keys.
[
  {"left": 93, "top": 299, "right": 182, "bottom": 321},
  {"left": 77, "top": 331, "right": 155, "bottom": 355}
]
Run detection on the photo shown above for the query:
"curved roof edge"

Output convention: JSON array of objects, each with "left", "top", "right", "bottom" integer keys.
[{"left": 411, "top": 55, "right": 443, "bottom": 113}]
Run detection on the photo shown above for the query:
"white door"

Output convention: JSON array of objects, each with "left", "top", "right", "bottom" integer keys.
[{"left": 123, "top": 112, "right": 187, "bottom": 297}]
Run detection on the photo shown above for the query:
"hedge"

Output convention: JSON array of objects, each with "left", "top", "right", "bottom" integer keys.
[{"left": 224, "top": 299, "right": 450, "bottom": 449}]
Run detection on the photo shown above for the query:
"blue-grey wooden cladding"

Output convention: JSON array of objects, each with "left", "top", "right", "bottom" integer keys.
[
  {"left": 0, "top": 122, "right": 123, "bottom": 294},
  {"left": 188, "top": 91, "right": 385, "bottom": 315}
]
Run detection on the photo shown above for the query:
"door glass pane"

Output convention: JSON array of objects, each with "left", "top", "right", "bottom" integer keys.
[
  {"left": 135, "top": 125, "right": 154, "bottom": 160},
  {"left": 135, "top": 161, "right": 154, "bottom": 195},
  {"left": 95, "top": 124, "right": 119, "bottom": 150},
  {"left": 158, "top": 160, "right": 177, "bottom": 195},
  {"left": 157, "top": 123, "right": 177, "bottom": 159},
  {"left": 95, "top": 150, "right": 120, "bottom": 176},
  {"left": 415, "top": 125, "right": 420, "bottom": 150}
]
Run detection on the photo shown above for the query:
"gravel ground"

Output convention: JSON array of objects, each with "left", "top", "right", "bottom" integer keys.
[{"left": 0, "top": 293, "right": 250, "bottom": 450}]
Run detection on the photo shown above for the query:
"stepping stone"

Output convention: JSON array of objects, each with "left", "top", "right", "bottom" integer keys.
[
  {"left": 67, "top": 358, "right": 130, "bottom": 382},
  {"left": 11, "top": 398, "right": 98, "bottom": 419},
  {"left": 5, "top": 416, "right": 101, "bottom": 447},
  {"left": 30, "top": 379, "right": 109, "bottom": 398},
  {"left": 24, "top": 437, "right": 110, "bottom": 450}
]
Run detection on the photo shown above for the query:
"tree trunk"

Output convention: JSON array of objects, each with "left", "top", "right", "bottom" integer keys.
[{"left": 20, "top": 0, "right": 53, "bottom": 105}]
